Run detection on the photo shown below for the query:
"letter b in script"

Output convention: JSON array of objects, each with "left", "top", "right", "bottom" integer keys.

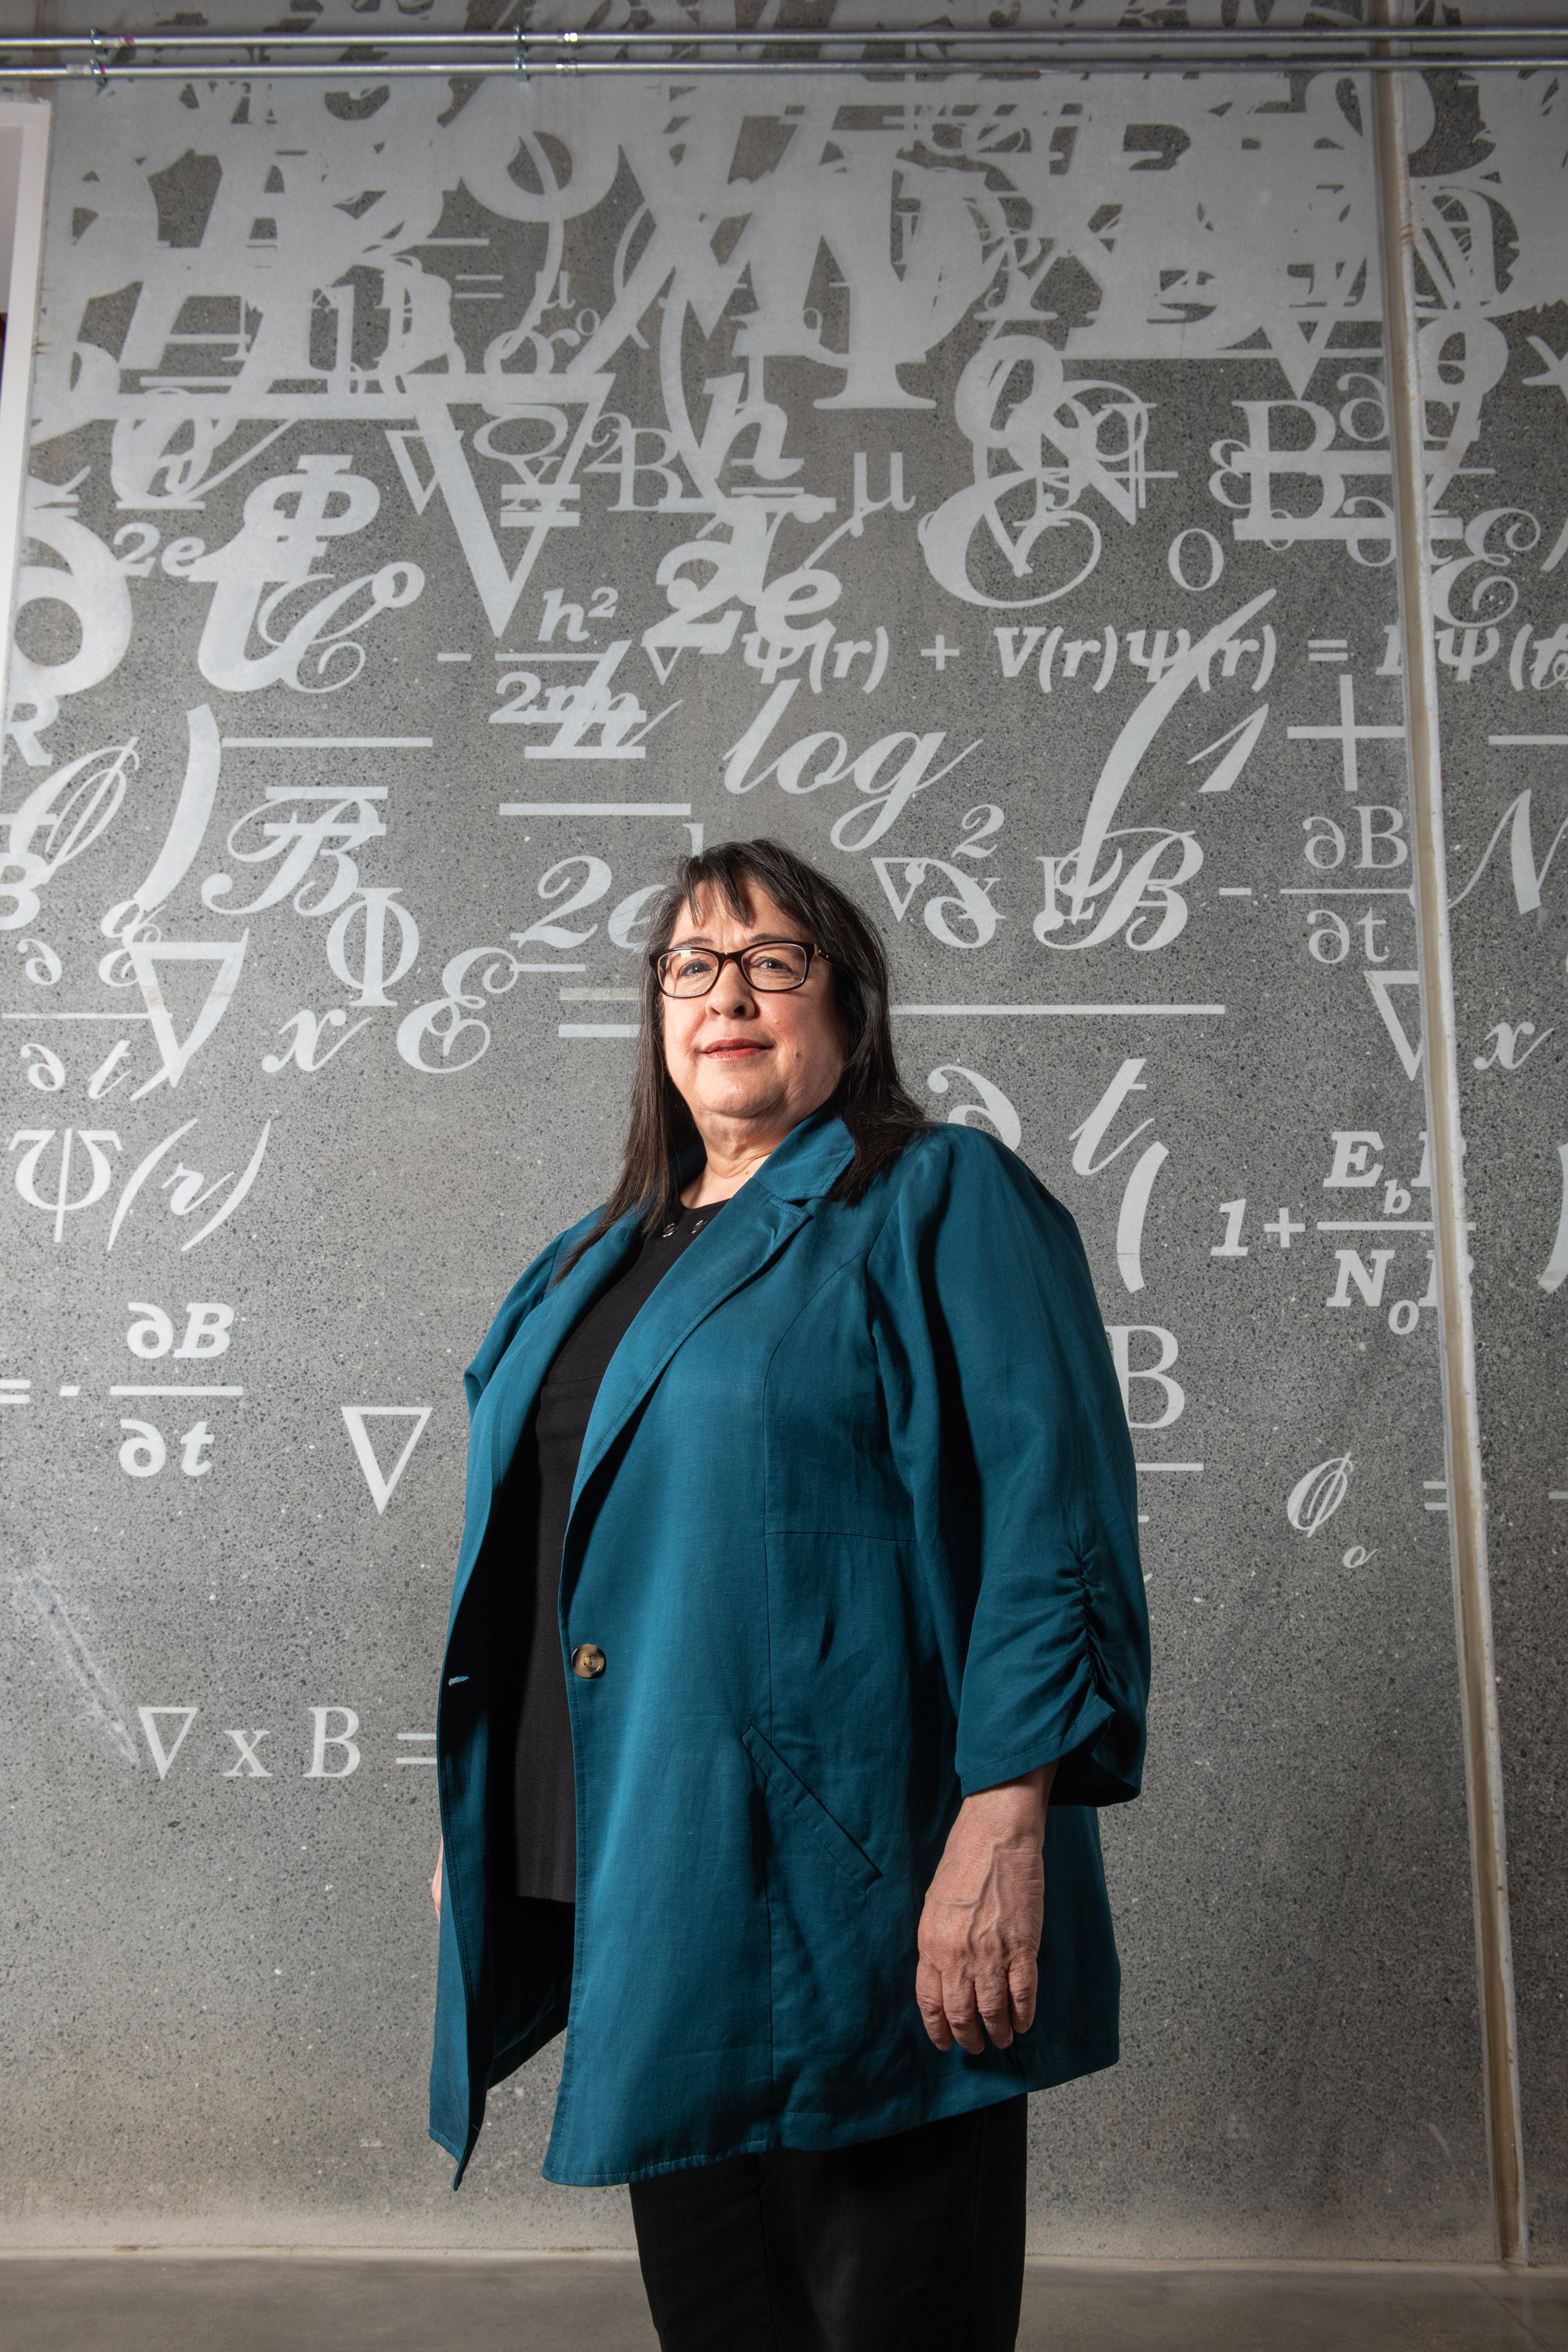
[{"left": 305, "top": 1707, "right": 361, "bottom": 1779}]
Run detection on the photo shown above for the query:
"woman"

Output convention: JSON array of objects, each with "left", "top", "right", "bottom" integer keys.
[{"left": 430, "top": 839, "right": 1149, "bottom": 2351}]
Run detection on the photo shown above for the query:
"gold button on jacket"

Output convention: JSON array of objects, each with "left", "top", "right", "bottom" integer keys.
[{"left": 571, "top": 1642, "right": 606, "bottom": 1679}]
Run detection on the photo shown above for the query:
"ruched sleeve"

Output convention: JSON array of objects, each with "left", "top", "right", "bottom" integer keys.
[{"left": 871, "top": 1127, "right": 1149, "bottom": 1806}]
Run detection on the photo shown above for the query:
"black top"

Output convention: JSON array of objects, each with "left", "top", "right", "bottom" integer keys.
[{"left": 513, "top": 1199, "right": 724, "bottom": 1902}]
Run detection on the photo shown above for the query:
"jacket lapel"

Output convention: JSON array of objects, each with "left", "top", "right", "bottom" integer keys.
[
  {"left": 445, "top": 1214, "right": 645, "bottom": 1629},
  {"left": 453, "top": 1111, "right": 856, "bottom": 1623},
  {"left": 566, "top": 1110, "right": 856, "bottom": 1534},
  {"left": 565, "top": 1186, "right": 804, "bottom": 1530},
  {"left": 476, "top": 1213, "right": 643, "bottom": 1493}
]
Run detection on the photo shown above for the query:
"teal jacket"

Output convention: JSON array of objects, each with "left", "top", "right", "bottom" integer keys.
[{"left": 430, "top": 1111, "right": 1149, "bottom": 2188}]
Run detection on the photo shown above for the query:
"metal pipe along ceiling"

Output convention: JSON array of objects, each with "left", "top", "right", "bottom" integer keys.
[{"left": 5, "top": 19, "right": 1568, "bottom": 81}]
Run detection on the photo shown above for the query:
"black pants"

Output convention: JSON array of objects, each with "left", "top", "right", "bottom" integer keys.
[{"left": 629, "top": 2097, "right": 1027, "bottom": 2352}]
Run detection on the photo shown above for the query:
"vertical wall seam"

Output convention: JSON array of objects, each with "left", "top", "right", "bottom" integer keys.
[
  {"left": 0, "top": 97, "right": 52, "bottom": 724},
  {"left": 1368, "top": 13, "right": 1528, "bottom": 2267}
]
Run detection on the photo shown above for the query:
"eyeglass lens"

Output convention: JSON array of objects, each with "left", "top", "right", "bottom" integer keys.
[{"left": 659, "top": 942, "right": 811, "bottom": 995}]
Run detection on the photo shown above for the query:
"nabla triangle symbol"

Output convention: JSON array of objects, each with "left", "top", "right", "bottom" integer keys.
[
  {"left": 137, "top": 1705, "right": 198, "bottom": 1780},
  {"left": 341, "top": 1406, "right": 433, "bottom": 1515}
]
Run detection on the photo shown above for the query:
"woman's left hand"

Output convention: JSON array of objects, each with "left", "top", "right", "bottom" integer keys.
[{"left": 915, "top": 1765, "right": 1054, "bottom": 2053}]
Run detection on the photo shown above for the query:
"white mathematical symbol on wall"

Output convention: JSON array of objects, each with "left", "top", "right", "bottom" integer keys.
[
  {"left": 1287, "top": 674, "right": 1406, "bottom": 795},
  {"left": 1210, "top": 1203, "right": 1309, "bottom": 1257},
  {"left": 341, "top": 1406, "right": 433, "bottom": 1514},
  {"left": 920, "top": 636, "right": 961, "bottom": 671}
]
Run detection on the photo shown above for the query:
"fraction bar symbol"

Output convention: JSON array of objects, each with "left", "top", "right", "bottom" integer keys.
[
  {"left": 1317, "top": 1220, "right": 1435, "bottom": 1233},
  {"left": 1487, "top": 735, "right": 1568, "bottom": 746},
  {"left": 560, "top": 1024, "right": 639, "bottom": 1038},
  {"left": 342, "top": 1405, "right": 433, "bottom": 1515},
  {"left": 221, "top": 737, "right": 434, "bottom": 749},
  {"left": 501, "top": 802, "right": 692, "bottom": 816},
  {"left": 1135, "top": 1462, "right": 1204, "bottom": 1473},
  {"left": 111, "top": 1384, "right": 244, "bottom": 1397},
  {"left": 891, "top": 1004, "right": 1226, "bottom": 1018}
]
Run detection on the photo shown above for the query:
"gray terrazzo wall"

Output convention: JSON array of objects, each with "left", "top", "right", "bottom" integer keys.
[{"left": 0, "top": 3, "right": 1562, "bottom": 2260}]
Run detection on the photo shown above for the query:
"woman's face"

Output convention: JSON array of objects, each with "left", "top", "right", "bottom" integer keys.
[{"left": 660, "top": 884, "right": 848, "bottom": 1149}]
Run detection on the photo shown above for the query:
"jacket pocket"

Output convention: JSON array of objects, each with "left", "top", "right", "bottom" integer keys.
[{"left": 742, "top": 1725, "right": 882, "bottom": 1896}]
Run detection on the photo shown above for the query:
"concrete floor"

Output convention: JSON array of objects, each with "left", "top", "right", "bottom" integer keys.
[{"left": 2, "top": 2256, "right": 1566, "bottom": 2351}]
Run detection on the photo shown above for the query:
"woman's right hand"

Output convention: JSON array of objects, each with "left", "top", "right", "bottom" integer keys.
[{"left": 431, "top": 1839, "right": 443, "bottom": 1918}]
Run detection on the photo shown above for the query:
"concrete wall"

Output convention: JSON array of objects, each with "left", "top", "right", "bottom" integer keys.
[{"left": 0, "top": 4, "right": 1562, "bottom": 2259}]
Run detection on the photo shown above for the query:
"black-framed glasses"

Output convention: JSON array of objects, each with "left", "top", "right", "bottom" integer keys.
[{"left": 652, "top": 938, "right": 828, "bottom": 999}]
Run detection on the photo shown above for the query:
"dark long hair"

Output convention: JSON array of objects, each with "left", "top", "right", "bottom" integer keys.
[{"left": 557, "top": 839, "right": 928, "bottom": 1276}]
